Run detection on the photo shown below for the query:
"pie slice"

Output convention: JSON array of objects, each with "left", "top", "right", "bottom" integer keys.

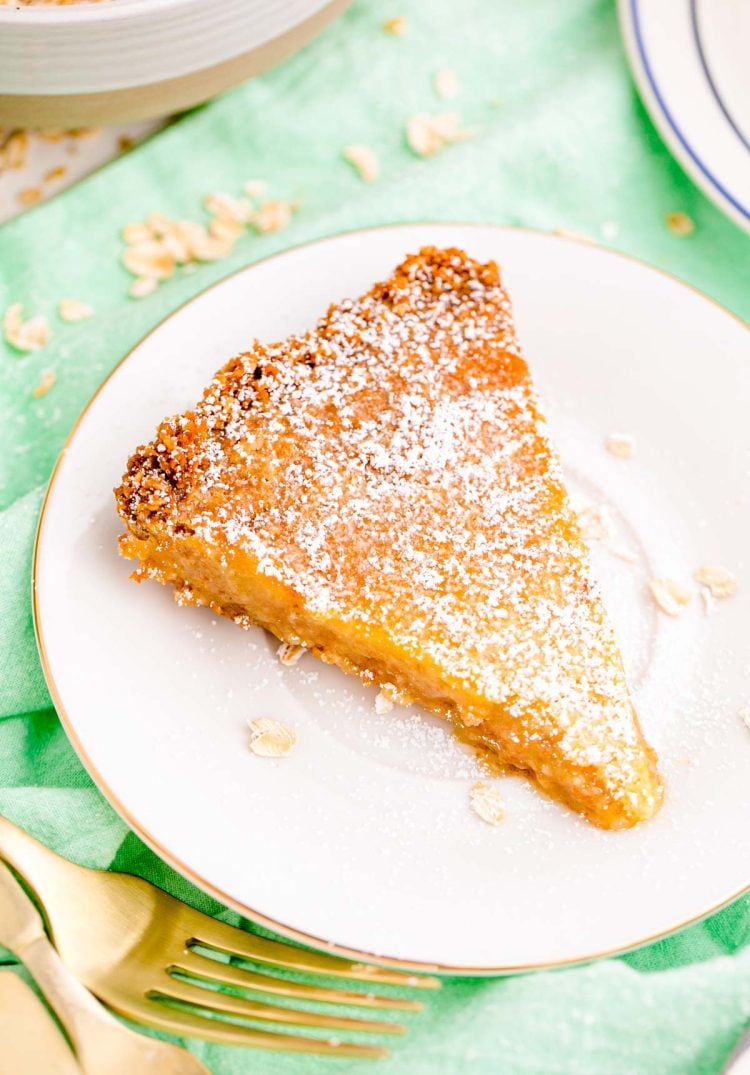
[{"left": 116, "top": 246, "right": 662, "bottom": 829}]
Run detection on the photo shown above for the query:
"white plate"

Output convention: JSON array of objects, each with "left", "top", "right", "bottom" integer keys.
[
  {"left": 0, "top": 0, "right": 338, "bottom": 94},
  {"left": 618, "top": 0, "right": 750, "bottom": 233},
  {"left": 34, "top": 224, "right": 750, "bottom": 973}
]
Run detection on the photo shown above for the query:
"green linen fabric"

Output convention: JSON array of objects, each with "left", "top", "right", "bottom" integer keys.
[{"left": 1, "top": 1, "right": 749, "bottom": 1072}]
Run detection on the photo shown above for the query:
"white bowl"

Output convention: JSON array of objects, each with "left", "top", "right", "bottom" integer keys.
[{"left": 0, "top": 0, "right": 348, "bottom": 126}]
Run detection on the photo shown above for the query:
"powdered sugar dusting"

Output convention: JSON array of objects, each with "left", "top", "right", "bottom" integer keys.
[{"left": 117, "top": 247, "right": 660, "bottom": 825}]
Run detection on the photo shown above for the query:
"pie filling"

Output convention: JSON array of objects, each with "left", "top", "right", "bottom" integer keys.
[{"left": 116, "top": 246, "right": 663, "bottom": 829}]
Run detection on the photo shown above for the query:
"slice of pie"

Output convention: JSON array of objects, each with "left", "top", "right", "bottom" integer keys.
[{"left": 116, "top": 246, "right": 662, "bottom": 829}]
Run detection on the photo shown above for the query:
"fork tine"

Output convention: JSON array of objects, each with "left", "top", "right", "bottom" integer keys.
[
  {"left": 173, "top": 949, "right": 423, "bottom": 1011},
  {"left": 182, "top": 914, "right": 440, "bottom": 988},
  {"left": 113, "top": 992, "right": 388, "bottom": 1059},
  {"left": 151, "top": 977, "right": 404, "bottom": 1035}
]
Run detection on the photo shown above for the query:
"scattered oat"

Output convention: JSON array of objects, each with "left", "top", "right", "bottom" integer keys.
[
  {"left": 122, "top": 221, "right": 152, "bottom": 244},
  {"left": 601, "top": 221, "right": 619, "bottom": 241},
  {"left": 16, "top": 316, "right": 51, "bottom": 351},
  {"left": 739, "top": 705, "right": 750, "bottom": 732},
  {"left": 190, "top": 229, "right": 217, "bottom": 260},
  {"left": 18, "top": 186, "right": 43, "bottom": 206},
  {"left": 146, "top": 212, "right": 176, "bottom": 240},
  {"left": 209, "top": 215, "right": 246, "bottom": 242},
  {"left": 700, "top": 588, "right": 716, "bottom": 616},
  {"left": 129, "top": 276, "right": 158, "bottom": 299},
  {"left": 571, "top": 503, "right": 631, "bottom": 563},
  {"left": 179, "top": 222, "right": 234, "bottom": 261},
  {"left": 576, "top": 504, "right": 635, "bottom": 563},
  {"left": 251, "top": 200, "right": 296, "bottom": 234},
  {"left": 243, "top": 179, "right": 267, "bottom": 199},
  {"left": 343, "top": 143, "right": 380, "bottom": 183},
  {"left": 120, "top": 184, "right": 297, "bottom": 296},
  {"left": 117, "top": 135, "right": 134, "bottom": 153},
  {"left": 383, "top": 16, "right": 407, "bottom": 35},
  {"left": 694, "top": 565, "right": 737, "bottom": 599},
  {"left": 434, "top": 67, "right": 459, "bottom": 100},
  {"left": 277, "top": 641, "right": 304, "bottom": 667},
  {"left": 248, "top": 717, "right": 297, "bottom": 757},
  {"left": 122, "top": 240, "right": 176, "bottom": 280},
  {"left": 406, "top": 111, "right": 476, "bottom": 157},
  {"left": 204, "top": 191, "right": 252, "bottom": 224},
  {"left": 158, "top": 227, "right": 191, "bottom": 264},
  {"left": 469, "top": 782, "right": 505, "bottom": 826},
  {"left": 31, "top": 369, "right": 56, "bottom": 398},
  {"left": 149, "top": 219, "right": 191, "bottom": 261},
  {"left": 38, "top": 129, "right": 65, "bottom": 143},
  {"left": 3, "top": 304, "right": 23, "bottom": 341},
  {"left": 605, "top": 432, "right": 636, "bottom": 459},
  {"left": 576, "top": 504, "right": 611, "bottom": 542},
  {"left": 3, "top": 304, "right": 52, "bottom": 353},
  {"left": 58, "top": 298, "right": 93, "bottom": 323},
  {"left": 0, "top": 131, "right": 29, "bottom": 172},
  {"left": 43, "top": 164, "right": 67, "bottom": 184},
  {"left": 666, "top": 211, "right": 694, "bottom": 237},
  {"left": 375, "top": 689, "right": 394, "bottom": 715},
  {"left": 649, "top": 577, "right": 692, "bottom": 617}
]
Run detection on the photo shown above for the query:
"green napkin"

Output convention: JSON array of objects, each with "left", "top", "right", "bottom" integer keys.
[{"left": 1, "top": 1, "right": 749, "bottom": 1071}]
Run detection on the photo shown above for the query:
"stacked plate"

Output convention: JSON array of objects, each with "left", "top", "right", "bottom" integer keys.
[
  {"left": 619, "top": 0, "right": 750, "bottom": 233},
  {"left": 0, "top": 0, "right": 349, "bottom": 126}
]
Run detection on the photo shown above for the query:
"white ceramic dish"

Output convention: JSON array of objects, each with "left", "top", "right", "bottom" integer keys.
[
  {"left": 618, "top": 0, "right": 750, "bottom": 234},
  {"left": 34, "top": 223, "right": 750, "bottom": 973},
  {"left": 0, "top": 0, "right": 347, "bottom": 126}
]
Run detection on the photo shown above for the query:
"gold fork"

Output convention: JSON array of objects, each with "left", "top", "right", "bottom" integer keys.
[
  {"left": 0, "top": 971, "right": 81, "bottom": 1075},
  {"left": 0, "top": 817, "right": 439, "bottom": 1059},
  {"left": 0, "top": 862, "right": 211, "bottom": 1075}
]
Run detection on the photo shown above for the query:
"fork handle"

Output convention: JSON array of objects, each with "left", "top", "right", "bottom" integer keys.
[
  {"left": 0, "top": 820, "right": 126, "bottom": 1065},
  {"left": 0, "top": 841, "right": 129, "bottom": 1072},
  {"left": 16, "top": 927, "right": 126, "bottom": 1072},
  {"left": 0, "top": 817, "right": 80, "bottom": 899}
]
